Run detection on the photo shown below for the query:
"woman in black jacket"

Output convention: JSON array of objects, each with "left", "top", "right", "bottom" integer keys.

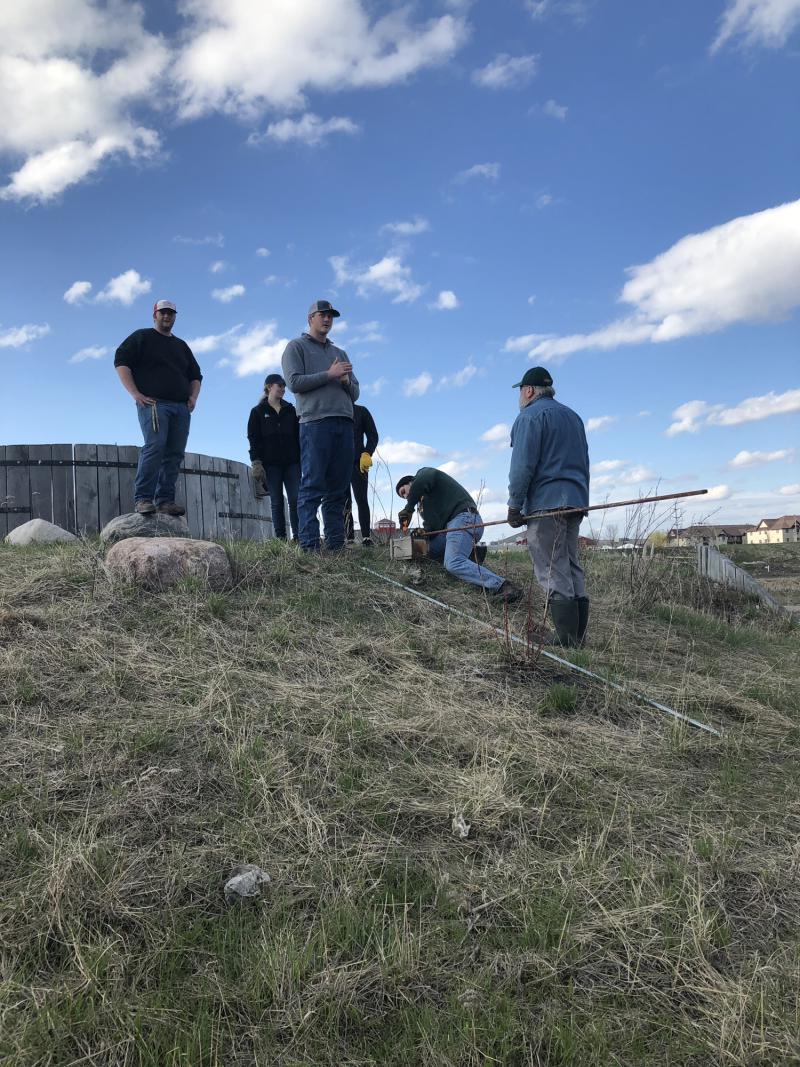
[{"left": 247, "top": 374, "right": 301, "bottom": 540}]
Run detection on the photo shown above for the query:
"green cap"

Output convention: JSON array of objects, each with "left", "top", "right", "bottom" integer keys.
[{"left": 513, "top": 366, "right": 553, "bottom": 389}]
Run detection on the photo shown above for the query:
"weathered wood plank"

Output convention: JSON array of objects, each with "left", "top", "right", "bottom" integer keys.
[
  {"left": 213, "top": 456, "right": 232, "bottom": 541},
  {"left": 74, "top": 444, "right": 100, "bottom": 534},
  {"left": 5, "top": 445, "right": 31, "bottom": 534},
  {"left": 182, "top": 451, "right": 204, "bottom": 538},
  {"left": 225, "top": 459, "right": 243, "bottom": 541},
  {"left": 199, "top": 453, "right": 220, "bottom": 541},
  {"left": 28, "top": 445, "right": 53, "bottom": 523},
  {"left": 96, "top": 444, "right": 121, "bottom": 529},
  {"left": 51, "top": 445, "right": 76, "bottom": 532},
  {"left": 117, "top": 445, "right": 139, "bottom": 515}
]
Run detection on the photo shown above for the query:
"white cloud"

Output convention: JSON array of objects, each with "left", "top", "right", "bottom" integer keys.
[
  {"left": 174, "top": 233, "right": 225, "bottom": 247},
  {"left": 378, "top": 438, "right": 438, "bottom": 465},
  {"left": 95, "top": 269, "right": 151, "bottom": 306},
  {"left": 592, "top": 463, "right": 657, "bottom": 490},
  {"left": 712, "top": 0, "right": 800, "bottom": 51},
  {"left": 255, "top": 112, "right": 359, "bottom": 147},
  {"left": 472, "top": 53, "right": 538, "bottom": 89},
  {"left": 439, "top": 459, "right": 475, "bottom": 478},
  {"left": 531, "top": 199, "right": 800, "bottom": 360},
  {"left": 431, "top": 290, "right": 459, "bottom": 310},
  {"left": 212, "top": 284, "right": 246, "bottom": 303},
  {"left": 175, "top": 3, "right": 467, "bottom": 118},
  {"left": 481, "top": 422, "right": 511, "bottom": 449},
  {"left": 209, "top": 260, "right": 228, "bottom": 273},
  {"left": 403, "top": 371, "right": 433, "bottom": 397},
  {"left": 381, "top": 216, "right": 429, "bottom": 236},
  {"left": 706, "top": 484, "right": 731, "bottom": 500},
  {"left": 778, "top": 483, "right": 800, "bottom": 495},
  {"left": 217, "top": 321, "right": 289, "bottom": 377},
  {"left": 593, "top": 459, "right": 626, "bottom": 472},
  {"left": 0, "top": 1, "right": 168, "bottom": 202},
  {"left": 69, "top": 344, "right": 108, "bottom": 364},
  {"left": 585, "top": 415, "right": 617, "bottom": 432},
  {"left": 527, "top": 294, "right": 537, "bottom": 305},
  {"left": 362, "top": 376, "right": 388, "bottom": 396},
  {"left": 0, "top": 323, "right": 50, "bottom": 348},
  {"left": 455, "top": 162, "right": 501, "bottom": 182},
  {"left": 256, "top": 247, "right": 270, "bottom": 257},
  {"left": 63, "top": 280, "right": 92, "bottom": 304},
  {"left": 542, "top": 98, "right": 568, "bottom": 119},
  {"left": 438, "top": 363, "right": 477, "bottom": 389},
  {"left": 730, "top": 448, "right": 792, "bottom": 468},
  {"left": 263, "top": 275, "right": 279, "bottom": 286},
  {"left": 331, "top": 254, "right": 423, "bottom": 304},
  {"left": 667, "top": 389, "right": 800, "bottom": 435},
  {"left": 185, "top": 325, "right": 243, "bottom": 355},
  {"left": 504, "top": 332, "right": 553, "bottom": 352},
  {"left": 536, "top": 192, "right": 554, "bottom": 209}
]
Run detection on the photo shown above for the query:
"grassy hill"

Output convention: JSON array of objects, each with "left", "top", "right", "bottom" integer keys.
[{"left": 1, "top": 540, "right": 799, "bottom": 1066}]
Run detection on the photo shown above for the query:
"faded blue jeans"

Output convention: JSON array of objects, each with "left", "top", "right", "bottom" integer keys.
[
  {"left": 298, "top": 417, "right": 354, "bottom": 551},
  {"left": 427, "top": 509, "right": 505, "bottom": 590},
  {"left": 135, "top": 400, "right": 190, "bottom": 505}
]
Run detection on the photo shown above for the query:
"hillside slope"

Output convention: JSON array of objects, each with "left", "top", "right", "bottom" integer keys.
[{"left": 1, "top": 541, "right": 799, "bottom": 1066}]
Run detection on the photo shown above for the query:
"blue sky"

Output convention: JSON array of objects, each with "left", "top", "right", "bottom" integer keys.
[{"left": 1, "top": 0, "right": 798, "bottom": 536}]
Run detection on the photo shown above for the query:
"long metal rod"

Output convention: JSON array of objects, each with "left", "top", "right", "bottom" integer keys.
[
  {"left": 361, "top": 566, "right": 721, "bottom": 738},
  {"left": 414, "top": 488, "right": 708, "bottom": 538}
]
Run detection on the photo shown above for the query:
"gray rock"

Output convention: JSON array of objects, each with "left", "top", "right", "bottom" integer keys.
[
  {"left": 104, "top": 536, "right": 232, "bottom": 591},
  {"left": 5, "top": 519, "right": 78, "bottom": 546},
  {"left": 100, "top": 512, "right": 190, "bottom": 545}
]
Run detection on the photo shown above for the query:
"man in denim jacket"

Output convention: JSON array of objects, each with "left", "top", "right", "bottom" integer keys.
[{"left": 507, "top": 367, "right": 590, "bottom": 646}]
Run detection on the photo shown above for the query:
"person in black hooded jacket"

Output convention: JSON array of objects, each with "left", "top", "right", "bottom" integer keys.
[{"left": 247, "top": 374, "right": 301, "bottom": 540}]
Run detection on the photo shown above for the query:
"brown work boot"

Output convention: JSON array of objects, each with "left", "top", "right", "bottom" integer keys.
[
  {"left": 135, "top": 500, "right": 156, "bottom": 515},
  {"left": 157, "top": 502, "right": 186, "bottom": 516}
]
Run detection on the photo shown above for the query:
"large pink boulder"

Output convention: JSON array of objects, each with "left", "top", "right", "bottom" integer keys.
[{"left": 104, "top": 536, "right": 231, "bottom": 592}]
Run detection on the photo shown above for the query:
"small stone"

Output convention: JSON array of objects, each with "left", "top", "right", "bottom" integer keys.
[
  {"left": 104, "top": 536, "right": 232, "bottom": 591},
  {"left": 5, "top": 519, "right": 77, "bottom": 545},
  {"left": 224, "top": 864, "right": 271, "bottom": 904},
  {"left": 100, "top": 512, "right": 190, "bottom": 545},
  {"left": 451, "top": 813, "right": 471, "bottom": 839}
]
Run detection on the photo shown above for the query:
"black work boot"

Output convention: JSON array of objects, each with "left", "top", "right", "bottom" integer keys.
[
  {"left": 470, "top": 543, "right": 488, "bottom": 565},
  {"left": 575, "top": 597, "right": 590, "bottom": 647},
  {"left": 547, "top": 598, "right": 579, "bottom": 648}
]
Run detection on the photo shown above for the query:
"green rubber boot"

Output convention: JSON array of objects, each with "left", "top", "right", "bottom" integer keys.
[
  {"left": 575, "top": 597, "right": 590, "bottom": 648},
  {"left": 547, "top": 598, "right": 580, "bottom": 648}
]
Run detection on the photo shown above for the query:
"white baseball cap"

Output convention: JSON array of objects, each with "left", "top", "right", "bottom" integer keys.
[{"left": 153, "top": 300, "right": 177, "bottom": 313}]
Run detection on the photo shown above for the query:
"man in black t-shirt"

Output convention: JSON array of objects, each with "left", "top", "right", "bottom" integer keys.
[{"left": 114, "top": 300, "right": 203, "bottom": 516}]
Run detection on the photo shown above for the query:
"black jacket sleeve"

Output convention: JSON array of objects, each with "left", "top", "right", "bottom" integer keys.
[
  {"left": 247, "top": 406, "right": 261, "bottom": 462},
  {"left": 362, "top": 408, "right": 379, "bottom": 454}
]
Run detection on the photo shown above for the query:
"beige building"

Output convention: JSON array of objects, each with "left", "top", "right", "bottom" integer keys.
[
  {"left": 667, "top": 524, "right": 754, "bottom": 547},
  {"left": 746, "top": 515, "right": 800, "bottom": 545}
]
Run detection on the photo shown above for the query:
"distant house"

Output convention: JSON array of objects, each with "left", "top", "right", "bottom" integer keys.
[
  {"left": 374, "top": 518, "right": 397, "bottom": 542},
  {"left": 667, "top": 524, "right": 754, "bottom": 547},
  {"left": 745, "top": 516, "right": 800, "bottom": 545}
]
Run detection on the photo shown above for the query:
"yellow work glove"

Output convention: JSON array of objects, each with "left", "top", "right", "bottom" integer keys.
[{"left": 359, "top": 451, "right": 373, "bottom": 474}]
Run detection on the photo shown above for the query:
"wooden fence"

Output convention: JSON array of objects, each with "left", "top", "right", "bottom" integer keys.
[
  {"left": 0, "top": 444, "right": 275, "bottom": 541},
  {"left": 696, "top": 543, "right": 785, "bottom": 614}
]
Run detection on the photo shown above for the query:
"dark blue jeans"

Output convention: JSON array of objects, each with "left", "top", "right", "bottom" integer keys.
[
  {"left": 265, "top": 463, "right": 300, "bottom": 539},
  {"left": 135, "top": 400, "right": 190, "bottom": 504},
  {"left": 298, "top": 417, "right": 354, "bottom": 551}
]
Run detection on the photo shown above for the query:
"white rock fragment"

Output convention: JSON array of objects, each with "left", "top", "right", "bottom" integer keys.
[
  {"left": 224, "top": 864, "right": 271, "bottom": 904},
  {"left": 5, "top": 519, "right": 77, "bottom": 545},
  {"left": 452, "top": 813, "right": 471, "bottom": 839}
]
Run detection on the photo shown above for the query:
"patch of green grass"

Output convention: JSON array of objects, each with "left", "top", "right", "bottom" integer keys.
[{"left": 542, "top": 682, "right": 579, "bottom": 712}]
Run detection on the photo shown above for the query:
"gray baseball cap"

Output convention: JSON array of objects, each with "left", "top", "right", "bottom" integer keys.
[{"left": 308, "top": 299, "right": 341, "bottom": 318}]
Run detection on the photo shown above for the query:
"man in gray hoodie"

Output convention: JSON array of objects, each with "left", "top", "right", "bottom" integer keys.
[{"left": 281, "top": 300, "right": 360, "bottom": 552}]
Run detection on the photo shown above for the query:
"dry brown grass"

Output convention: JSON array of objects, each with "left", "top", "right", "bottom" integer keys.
[{"left": 0, "top": 538, "right": 799, "bottom": 1066}]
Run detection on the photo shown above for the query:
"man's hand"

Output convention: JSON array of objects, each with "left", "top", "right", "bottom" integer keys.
[
  {"left": 134, "top": 392, "right": 156, "bottom": 406},
  {"left": 359, "top": 451, "right": 373, "bottom": 474},
  {"left": 187, "top": 397, "right": 197, "bottom": 413},
  {"left": 507, "top": 506, "right": 526, "bottom": 528},
  {"left": 398, "top": 507, "right": 413, "bottom": 532},
  {"left": 251, "top": 460, "right": 268, "bottom": 498},
  {"left": 327, "top": 360, "right": 353, "bottom": 381}
]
